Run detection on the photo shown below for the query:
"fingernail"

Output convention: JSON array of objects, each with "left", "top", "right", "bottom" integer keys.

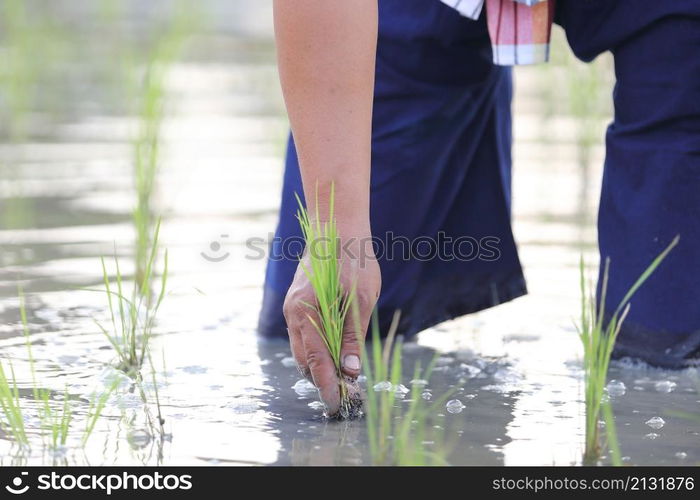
[{"left": 343, "top": 354, "right": 361, "bottom": 371}]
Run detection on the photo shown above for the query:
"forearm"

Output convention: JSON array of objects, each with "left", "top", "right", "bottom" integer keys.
[{"left": 273, "top": 0, "right": 377, "bottom": 232}]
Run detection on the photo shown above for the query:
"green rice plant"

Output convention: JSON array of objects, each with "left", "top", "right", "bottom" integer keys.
[
  {"left": 39, "top": 388, "right": 72, "bottom": 451},
  {"left": 20, "top": 292, "right": 75, "bottom": 451},
  {"left": 363, "top": 312, "right": 452, "bottom": 466},
  {"left": 94, "top": 220, "right": 168, "bottom": 378},
  {"left": 577, "top": 236, "right": 679, "bottom": 464},
  {"left": 601, "top": 401, "right": 622, "bottom": 466},
  {"left": 666, "top": 380, "right": 700, "bottom": 427},
  {"left": 0, "top": 290, "right": 118, "bottom": 452},
  {"left": 82, "top": 382, "right": 118, "bottom": 447},
  {"left": 0, "top": 360, "right": 28, "bottom": 446},
  {"left": 295, "top": 187, "right": 359, "bottom": 419},
  {"left": 131, "top": 7, "right": 192, "bottom": 291}
]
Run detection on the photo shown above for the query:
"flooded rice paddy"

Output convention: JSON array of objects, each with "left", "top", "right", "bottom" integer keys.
[{"left": 0, "top": 1, "right": 698, "bottom": 466}]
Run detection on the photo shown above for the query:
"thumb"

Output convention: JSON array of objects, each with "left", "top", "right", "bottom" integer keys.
[{"left": 340, "top": 299, "right": 365, "bottom": 378}]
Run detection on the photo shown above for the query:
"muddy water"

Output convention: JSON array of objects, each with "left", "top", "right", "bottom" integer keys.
[{"left": 0, "top": 2, "right": 698, "bottom": 466}]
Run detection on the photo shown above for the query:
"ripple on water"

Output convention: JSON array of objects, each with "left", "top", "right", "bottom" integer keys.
[
  {"left": 372, "top": 381, "right": 392, "bottom": 392},
  {"left": 446, "top": 399, "right": 465, "bottom": 414},
  {"left": 654, "top": 380, "right": 677, "bottom": 393},
  {"left": 230, "top": 397, "right": 259, "bottom": 414},
  {"left": 605, "top": 380, "right": 626, "bottom": 397},
  {"left": 645, "top": 416, "right": 665, "bottom": 430},
  {"left": 127, "top": 429, "right": 152, "bottom": 449},
  {"left": 292, "top": 378, "right": 317, "bottom": 397},
  {"left": 179, "top": 365, "right": 208, "bottom": 375},
  {"left": 280, "top": 356, "right": 297, "bottom": 368}
]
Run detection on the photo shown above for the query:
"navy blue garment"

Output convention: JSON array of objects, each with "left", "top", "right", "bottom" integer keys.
[
  {"left": 258, "top": 0, "right": 526, "bottom": 339},
  {"left": 557, "top": 1, "right": 700, "bottom": 367}
]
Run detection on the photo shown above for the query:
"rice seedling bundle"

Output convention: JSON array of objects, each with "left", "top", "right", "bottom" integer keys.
[
  {"left": 577, "top": 235, "right": 678, "bottom": 464},
  {"left": 295, "top": 187, "right": 361, "bottom": 419}
]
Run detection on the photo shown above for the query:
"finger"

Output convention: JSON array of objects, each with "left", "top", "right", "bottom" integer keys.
[
  {"left": 300, "top": 320, "right": 341, "bottom": 415},
  {"left": 286, "top": 327, "right": 311, "bottom": 380},
  {"left": 340, "top": 291, "right": 374, "bottom": 378},
  {"left": 340, "top": 301, "right": 365, "bottom": 378}
]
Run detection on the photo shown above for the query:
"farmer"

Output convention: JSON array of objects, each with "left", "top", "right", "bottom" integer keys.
[
  {"left": 554, "top": 0, "right": 700, "bottom": 368},
  {"left": 259, "top": 0, "right": 699, "bottom": 413}
]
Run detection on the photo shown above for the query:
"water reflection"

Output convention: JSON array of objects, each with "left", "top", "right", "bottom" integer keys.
[{"left": 0, "top": 2, "right": 697, "bottom": 466}]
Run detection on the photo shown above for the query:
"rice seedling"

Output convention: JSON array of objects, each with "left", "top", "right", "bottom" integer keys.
[
  {"left": 0, "top": 361, "right": 28, "bottom": 446},
  {"left": 19, "top": 296, "right": 74, "bottom": 451},
  {"left": 39, "top": 388, "right": 72, "bottom": 451},
  {"left": 82, "top": 382, "right": 118, "bottom": 447},
  {"left": 577, "top": 236, "right": 679, "bottom": 464},
  {"left": 131, "top": 7, "right": 192, "bottom": 291},
  {"left": 0, "top": 290, "right": 117, "bottom": 452},
  {"left": 295, "top": 187, "right": 360, "bottom": 419},
  {"left": 601, "top": 401, "right": 622, "bottom": 466},
  {"left": 666, "top": 380, "right": 700, "bottom": 426},
  {"left": 0, "top": 0, "right": 37, "bottom": 141},
  {"left": 95, "top": 220, "right": 168, "bottom": 378},
  {"left": 363, "top": 312, "right": 452, "bottom": 466}
]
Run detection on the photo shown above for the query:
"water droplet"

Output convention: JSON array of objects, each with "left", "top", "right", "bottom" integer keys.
[
  {"left": 459, "top": 363, "right": 482, "bottom": 378},
  {"left": 230, "top": 397, "right": 259, "bottom": 414},
  {"left": 606, "top": 380, "right": 626, "bottom": 397},
  {"left": 292, "top": 379, "right": 317, "bottom": 397},
  {"left": 421, "top": 390, "right": 432, "bottom": 400},
  {"left": 645, "top": 416, "right": 665, "bottom": 430},
  {"left": 446, "top": 399, "right": 465, "bottom": 414},
  {"left": 675, "top": 451, "right": 687, "bottom": 460},
  {"left": 117, "top": 393, "right": 144, "bottom": 410},
  {"left": 280, "top": 356, "right": 297, "bottom": 368},
  {"left": 393, "top": 384, "right": 409, "bottom": 395},
  {"left": 373, "top": 381, "right": 393, "bottom": 392},
  {"left": 435, "top": 356, "right": 453, "bottom": 367},
  {"left": 308, "top": 401, "right": 325, "bottom": 411},
  {"left": 644, "top": 432, "right": 660, "bottom": 440},
  {"left": 180, "top": 365, "right": 208, "bottom": 375},
  {"left": 127, "top": 429, "right": 151, "bottom": 449},
  {"left": 654, "top": 380, "right": 677, "bottom": 393}
]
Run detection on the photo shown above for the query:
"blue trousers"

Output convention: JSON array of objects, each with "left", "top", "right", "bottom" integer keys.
[
  {"left": 259, "top": 0, "right": 700, "bottom": 368},
  {"left": 258, "top": 0, "right": 526, "bottom": 340},
  {"left": 557, "top": 0, "right": 700, "bottom": 367}
]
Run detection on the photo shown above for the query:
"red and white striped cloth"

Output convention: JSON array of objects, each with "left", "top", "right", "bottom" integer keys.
[{"left": 441, "top": 0, "right": 555, "bottom": 65}]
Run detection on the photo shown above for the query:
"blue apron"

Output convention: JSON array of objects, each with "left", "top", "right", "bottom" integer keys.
[
  {"left": 557, "top": 1, "right": 700, "bottom": 367},
  {"left": 258, "top": 0, "right": 526, "bottom": 340}
]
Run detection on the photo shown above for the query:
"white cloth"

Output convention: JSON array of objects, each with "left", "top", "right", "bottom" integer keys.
[{"left": 440, "top": 0, "right": 547, "bottom": 19}]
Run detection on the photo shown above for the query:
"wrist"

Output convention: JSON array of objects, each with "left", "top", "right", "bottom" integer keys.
[{"left": 303, "top": 179, "right": 370, "bottom": 235}]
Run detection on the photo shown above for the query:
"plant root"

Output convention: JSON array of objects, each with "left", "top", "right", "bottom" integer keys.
[{"left": 328, "top": 376, "right": 363, "bottom": 420}]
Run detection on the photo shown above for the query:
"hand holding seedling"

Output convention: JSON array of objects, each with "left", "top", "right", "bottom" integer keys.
[
  {"left": 274, "top": 0, "right": 378, "bottom": 416},
  {"left": 284, "top": 220, "right": 381, "bottom": 416}
]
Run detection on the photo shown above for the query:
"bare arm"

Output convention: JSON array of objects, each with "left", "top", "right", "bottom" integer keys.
[
  {"left": 274, "top": 0, "right": 380, "bottom": 414},
  {"left": 274, "top": 0, "right": 377, "bottom": 229}
]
